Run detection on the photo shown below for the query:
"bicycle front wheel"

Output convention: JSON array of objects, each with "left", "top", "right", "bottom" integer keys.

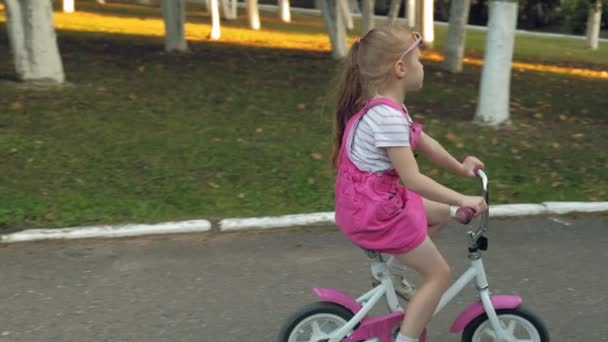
[{"left": 461, "top": 307, "right": 549, "bottom": 342}]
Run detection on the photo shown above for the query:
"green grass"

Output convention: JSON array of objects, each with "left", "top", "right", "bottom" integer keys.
[{"left": 0, "top": 1, "right": 607, "bottom": 231}]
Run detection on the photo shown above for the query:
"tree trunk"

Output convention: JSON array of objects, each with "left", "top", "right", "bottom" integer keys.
[
  {"left": 349, "top": 0, "right": 360, "bottom": 14},
  {"left": 63, "top": 0, "right": 75, "bottom": 13},
  {"left": 417, "top": 0, "right": 434, "bottom": 47},
  {"left": 442, "top": 0, "right": 470, "bottom": 73},
  {"left": 585, "top": 0, "right": 602, "bottom": 50},
  {"left": 248, "top": 0, "right": 261, "bottom": 30},
  {"left": 2, "top": 0, "right": 65, "bottom": 83},
  {"left": 361, "top": 0, "right": 375, "bottom": 35},
  {"left": 406, "top": 0, "right": 415, "bottom": 28},
  {"left": 162, "top": 0, "right": 189, "bottom": 52},
  {"left": 220, "top": 0, "right": 237, "bottom": 20},
  {"left": 210, "top": 0, "right": 221, "bottom": 39},
  {"left": 321, "top": 0, "right": 347, "bottom": 59},
  {"left": 279, "top": 0, "right": 291, "bottom": 22},
  {"left": 474, "top": 0, "right": 518, "bottom": 126},
  {"left": 340, "top": 0, "right": 354, "bottom": 30},
  {"left": 387, "top": 0, "right": 402, "bottom": 25}
]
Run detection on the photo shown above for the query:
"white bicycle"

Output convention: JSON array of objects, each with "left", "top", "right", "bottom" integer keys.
[{"left": 278, "top": 170, "right": 549, "bottom": 342}]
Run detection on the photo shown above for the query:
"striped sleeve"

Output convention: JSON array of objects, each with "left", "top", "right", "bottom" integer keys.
[{"left": 365, "top": 105, "right": 410, "bottom": 148}]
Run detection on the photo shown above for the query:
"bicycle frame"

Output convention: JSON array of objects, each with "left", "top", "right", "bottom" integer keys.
[{"left": 323, "top": 171, "right": 515, "bottom": 342}]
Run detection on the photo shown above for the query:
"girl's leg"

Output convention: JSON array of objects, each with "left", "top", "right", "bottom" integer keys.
[
  {"left": 423, "top": 198, "right": 450, "bottom": 236},
  {"left": 395, "top": 236, "right": 450, "bottom": 339}
]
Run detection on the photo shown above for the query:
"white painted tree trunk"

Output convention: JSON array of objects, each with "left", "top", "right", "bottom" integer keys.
[
  {"left": 442, "top": 0, "right": 470, "bottom": 72},
  {"left": 162, "top": 0, "right": 189, "bottom": 52},
  {"left": 361, "top": 0, "right": 375, "bottom": 35},
  {"left": 210, "top": 0, "right": 221, "bottom": 39},
  {"left": 349, "top": 0, "right": 360, "bottom": 14},
  {"left": 406, "top": 0, "right": 415, "bottom": 28},
  {"left": 279, "top": 0, "right": 291, "bottom": 22},
  {"left": 417, "top": 0, "right": 434, "bottom": 47},
  {"left": 3, "top": 0, "right": 65, "bottom": 83},
  {"left": 585, "top": 0, "right": 602, "bottom": 50},
  {"left": 474, "top": 0, "right": 518, "bottom": 126},
  {"left": 63, "top": 0, "right": 75, "bottom": 13},
  {"left": 321, "top": 0, "right": 347, "bottom": 59},
  {"left": 387, "top": 0, "right": 402, "bottom": 24},
  {"left": 248, "top": 0, "right": 261, "bottom": 30},
  {"left": 220, "top": 0, "right": 237, "bottom": 20},
  {"left": 340, "top": 0, "right": 354, "bottom": 30}
]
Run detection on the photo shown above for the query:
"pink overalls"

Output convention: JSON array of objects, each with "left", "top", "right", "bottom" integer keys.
[{"left": 334, "top": 97, "right": 428, "bottom": 254}]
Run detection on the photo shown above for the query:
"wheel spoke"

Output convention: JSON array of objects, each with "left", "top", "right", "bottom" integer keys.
[
  {"left": 310, "top": 321, "right": 324, "bottom": 338},
  {"left": 483, "top": 328, "right": 497, "bottom": 339},
  {"left": 507, "top": 320, "right": 517, "bottom": 335}
]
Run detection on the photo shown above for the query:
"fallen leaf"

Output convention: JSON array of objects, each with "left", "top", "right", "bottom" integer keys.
[
  {"left": 552, "top": 142, "right": 560, "bottom": 149},
  {"left": 413, "top": 114, "right": 425, "bottom": 120},
  {"left": 428, "top": 169, "right": 440, "bottom": 176},
  {"left": 533, "top": 113, "right": 543, "bottom": 119},
  {"left": 10, "top": 101, "right": 23, "bottom": 110},
  {"left": 511, "top": 148, "right": 519, "bottom": 154},
  {"left": 297, "top": 103, "right": 307, "bottom": 110},
  {"left": 571, "top": 133, "right": 584, "bottom": 139},
  {"left": 308, "top": 177, "right": 316, "bottom": 185},
  {"left": 208, "top": 182, "right": 220, "bottom": 189},
  {"left": 550, "top": 172, "right": 559, "bottom": 178},
  {"left": 551, "top": 181, "right": 561, "bottom": 188},
  {"left": 445, "top": 132, "right": 462, "bottom": 143},
  {"left": 238, "top": 193, "right": 246, "bottom": 198},
  {"left": 311, "top": 152, "right": 323, "bottom": 160},
  {"left": 137, "top": 65, "right": 145, "bottom": 72},
  {"left": 128, "top": 93, "right": 137, "bottom": 100},
  {"left": 256, "top": 128, "right": 263, "bottom": 133},
  {"left": 559, "top": 115, "right": 568, "bottom": 121}
]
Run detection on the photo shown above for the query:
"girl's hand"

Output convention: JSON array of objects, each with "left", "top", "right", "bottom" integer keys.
[
  {"left": 460, "top": 156, "right": 485, "bottom": 177},
  {"left": 459, "top": 196, "right": 488, "bottom": 216}
]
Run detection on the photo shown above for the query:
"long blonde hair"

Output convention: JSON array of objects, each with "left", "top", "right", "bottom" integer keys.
[{"left": 331, "top": 25, "right": 417, "bottom": 169}]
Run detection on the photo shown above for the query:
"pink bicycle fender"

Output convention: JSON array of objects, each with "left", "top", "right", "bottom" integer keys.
[
  {"left": 450, "top": 295, "right": 522, "bottom": 333},
  {"left": 313, "top": 288, "right": 363, "bottom": 317}
]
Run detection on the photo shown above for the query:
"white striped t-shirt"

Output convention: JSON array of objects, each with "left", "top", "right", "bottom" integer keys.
[{"left": 346, "top": 104, "right": 413, "bottom": 173}]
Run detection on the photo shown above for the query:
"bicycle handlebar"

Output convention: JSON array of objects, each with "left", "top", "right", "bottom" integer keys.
[{"left": 454, "top": 169, "right": 489, "bottom": 226}]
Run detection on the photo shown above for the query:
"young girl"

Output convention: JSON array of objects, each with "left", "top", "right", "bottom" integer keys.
[{"left": 332, "top": 26, "right": 488, "bottom": 342}]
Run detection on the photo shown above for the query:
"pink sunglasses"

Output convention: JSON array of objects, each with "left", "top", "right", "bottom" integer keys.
[{"left": 397, "top": 31, "right": 423, "bottom": 61}]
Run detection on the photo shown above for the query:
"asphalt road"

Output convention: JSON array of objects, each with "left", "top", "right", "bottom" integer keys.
[{"left": 0, "top": 215, "right": 606, "bottom": 341}]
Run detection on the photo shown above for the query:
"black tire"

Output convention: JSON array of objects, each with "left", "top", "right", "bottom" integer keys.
[
  {"left": 277, "top": 302, "right": 355, "bottom": 342},
  {"left": 461, "top": 307, "right": 550, "bottom": 342}
]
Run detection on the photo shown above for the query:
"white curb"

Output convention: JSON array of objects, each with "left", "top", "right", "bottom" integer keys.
[
  {"left": 1, "top": 202, "right": 607, "bottom": 243},
  {"left": 1, "top": 220, "right": 211, "bottom": 243},
  {"left": 220, "top": 212, "right": 335, "bottom": 231},
  {"left": 219, "top": 202, "right": 608, "bottom": 232},
  {"left": 542, "top": 201, "right": 608, "bottom": 215},
  {"left": 487, "top": 204, "right": 548, "bottom": 217}
]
